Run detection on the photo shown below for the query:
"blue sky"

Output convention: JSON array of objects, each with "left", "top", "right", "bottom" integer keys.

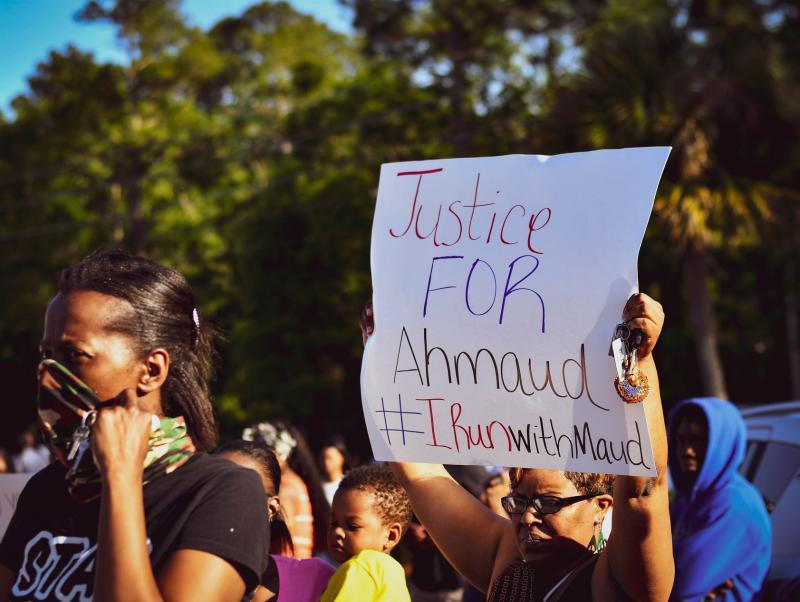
[{"left": 0, "top": 0, "right": 352, "bottom": 115}]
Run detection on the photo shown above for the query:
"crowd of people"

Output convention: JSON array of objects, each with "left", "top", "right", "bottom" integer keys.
[
  {"left": 0, "top": 251, "right": 779, "bottom": 601},
  {"left": 0, "top": 430, "right": 51, "bottom": 475}
]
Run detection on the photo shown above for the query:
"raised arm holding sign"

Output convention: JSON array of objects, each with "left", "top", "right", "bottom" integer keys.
[{"left": 360, "top": 149, "right": 673, "bottom": 601}]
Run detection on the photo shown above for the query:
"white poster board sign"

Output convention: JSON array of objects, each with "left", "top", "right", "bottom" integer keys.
[
  {"left": 361, "top": 148, "right": 669, "bottom": 476},
  {"left": 0, "top": 475, "right": 32, "bottom": 541}
]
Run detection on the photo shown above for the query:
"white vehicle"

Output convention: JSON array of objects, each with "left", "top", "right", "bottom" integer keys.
[{"left": 740, "top": 401, "right": 800, "bottom": 598}]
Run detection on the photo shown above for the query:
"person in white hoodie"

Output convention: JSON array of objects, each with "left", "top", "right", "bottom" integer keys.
[{"left": 12, "top": 430, "right": 49, "bottom": 474}]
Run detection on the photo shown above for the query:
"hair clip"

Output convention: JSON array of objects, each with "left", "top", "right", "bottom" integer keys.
[
  {"left": 190, "top": 308, "right": 200, "bottom": 347},
  {"left": 243, "top": 421, "right": 297, "bottom": 461}
]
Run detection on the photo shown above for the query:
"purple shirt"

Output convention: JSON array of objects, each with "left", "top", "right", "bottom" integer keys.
[{"left": 271, "top": 554, "right": 336, "bottom": 602}]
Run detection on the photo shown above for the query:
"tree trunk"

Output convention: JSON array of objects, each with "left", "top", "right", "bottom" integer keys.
[
  {"left": 683, "top": 247, "right": 729, "bottom": 399},
  {"left": 125, "top": 174, "right": 145, "bottom": 254},
  {"left": 110, "top": 182, "right": 125, "bottom": 244},
  {"left": 449, "top": 56, "right": 471, "bottom": 156},
  {"left": 786, "top": 260, "right": 800, "bottom": 399},
  {"left": 443, "top": 5, "right": 471, "bottom": 157}
]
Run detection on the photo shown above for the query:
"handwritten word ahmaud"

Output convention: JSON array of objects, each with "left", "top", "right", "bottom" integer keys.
[{"left": 393, "top": 327, "right": 608, "bottom": 412}]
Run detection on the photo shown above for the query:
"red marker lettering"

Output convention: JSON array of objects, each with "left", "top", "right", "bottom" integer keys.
[
  {"left": 390, "top": 168, "right": 444, "bottom": 238},
  {"left": 419, "top": 397, "right": 452, "bottom": 449}
]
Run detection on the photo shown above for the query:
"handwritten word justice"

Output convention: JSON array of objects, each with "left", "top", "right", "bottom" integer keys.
[{"left": 389, "top": 168, "right": 552, "bottom": 251}]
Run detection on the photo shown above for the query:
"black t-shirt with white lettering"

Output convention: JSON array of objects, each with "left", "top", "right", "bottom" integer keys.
[{"left": 0, "top": 453, "right": 269, "bottom": 601}]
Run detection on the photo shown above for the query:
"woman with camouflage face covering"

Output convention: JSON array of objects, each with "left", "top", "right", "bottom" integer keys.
[{"left": 0, "top": 251, "right": 269, "bottom": 602}]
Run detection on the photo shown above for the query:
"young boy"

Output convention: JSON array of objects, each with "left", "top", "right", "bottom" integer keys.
[{"left": 320, "top": 463, "right": 413, "bottom": 601}]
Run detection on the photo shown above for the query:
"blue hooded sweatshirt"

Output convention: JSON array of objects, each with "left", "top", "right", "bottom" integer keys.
[{"left": 668, "top": 397, "right": 771, "bottom": 602}]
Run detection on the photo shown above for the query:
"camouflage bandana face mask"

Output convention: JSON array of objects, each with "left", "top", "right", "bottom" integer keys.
[{"left": 37, "top": 359, "right": 196, "bottom": 503}]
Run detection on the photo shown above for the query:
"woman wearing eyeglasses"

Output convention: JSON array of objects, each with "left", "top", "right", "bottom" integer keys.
[{"left": 365, "top": 294, "right": 673, "bottom": 601}]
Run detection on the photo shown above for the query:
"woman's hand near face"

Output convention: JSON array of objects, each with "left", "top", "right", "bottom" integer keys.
[
  {"left": 92, "top": 388, "right": 165, "bottom": 602},
  {"left": 91, "top": 389, "right": 153, "bottom": 481}
]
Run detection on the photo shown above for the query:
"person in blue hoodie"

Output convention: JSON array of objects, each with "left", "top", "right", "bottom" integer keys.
[{"left": 669, "top": 397, "right": 771, "bottom": 601}]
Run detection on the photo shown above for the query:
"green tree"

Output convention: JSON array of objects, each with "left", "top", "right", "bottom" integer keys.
[
  {"left": 345, "top": 0, "right": 602, "bottom": 155},
  {"left": 0, "top": 45, "right": 130, "bottom": 445},
  {"left": 223, "top": 59, "right": 449, "bottom": 444}
]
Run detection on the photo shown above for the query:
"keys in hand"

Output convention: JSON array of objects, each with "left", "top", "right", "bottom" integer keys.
[
  {"left": 66, "top": 411, "right": 97, "bottom": 477},
  {"left": 610, "top": 322, "right": 649, "bottom": 404}
]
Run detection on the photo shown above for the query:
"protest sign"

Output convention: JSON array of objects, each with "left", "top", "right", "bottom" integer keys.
[
  {"left": 361, "top": 148, "right": 670, "bottom": 476},
  {"left": 0, "top": 474, "right": 32, "bottom": 540}
]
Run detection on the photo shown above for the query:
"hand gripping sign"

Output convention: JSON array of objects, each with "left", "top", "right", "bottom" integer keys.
[{"left": 360, "top": 148, "right": 670, "bottom": 477}]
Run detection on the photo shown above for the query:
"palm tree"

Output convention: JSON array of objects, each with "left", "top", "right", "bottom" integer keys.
[{"left": 539, "top": 0, "right": 797, "bottom": 399}]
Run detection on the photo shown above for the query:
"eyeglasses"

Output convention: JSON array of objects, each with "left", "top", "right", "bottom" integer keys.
[{"left": 500, "top": 493, "right": 598, "bottom": 516}]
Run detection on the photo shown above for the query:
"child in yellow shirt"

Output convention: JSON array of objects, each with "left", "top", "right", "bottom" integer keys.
[{"left": 320, "top": 464, "right": 412, "bottom": 602}]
